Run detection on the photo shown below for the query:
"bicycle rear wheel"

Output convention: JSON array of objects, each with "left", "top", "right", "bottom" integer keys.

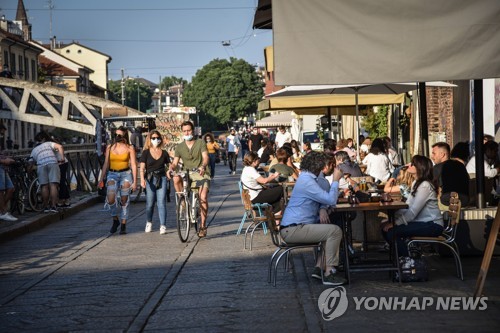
[
  {"left": 28, "top": 178, "right": 44, "bottom": 212},
  {"left": 176, "top": 194, "right": 190, "bottom": 242},
  {"left": 11, "top": 188, "right": 26, "bottom": 215}
]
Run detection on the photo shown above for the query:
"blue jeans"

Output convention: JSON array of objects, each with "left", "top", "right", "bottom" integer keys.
[
  {"left": 208, "top": 153, "right": 217, "bottom": 179},
  {"left": 383, "top": 221, "right": 444, "bottom": 257},
  {"left": 106, "top": 170, "right": 133, "bottom": 220},
  {"left": 145, "top": 176, "right": 168, "bottom": 227}
]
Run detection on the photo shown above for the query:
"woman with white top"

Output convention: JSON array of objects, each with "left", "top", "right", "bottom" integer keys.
[
  {"left": 381, "top": 155, "right": 444, "bottom": 257},
  {"left": 362, "top": 138, "right": 394, "bottom": 183},
  {"left": 240, "top": 151, "right": 283, "bottom": 213}
]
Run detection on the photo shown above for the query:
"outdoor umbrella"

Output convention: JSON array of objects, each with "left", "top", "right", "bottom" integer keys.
[{"left": 267, "top": 81, "right": 457, "bottom": 159}]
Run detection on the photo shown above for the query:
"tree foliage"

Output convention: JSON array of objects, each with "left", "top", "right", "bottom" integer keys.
[
  {"left": 183, "top": 58, "right": 264, "bottom": 130},
  {"left": 160, "top": 76, "right": 188, "bottom": 90},
  {"left": 362, "top": 105, "right": 389, "bottom": 138},
  {"left": 108, "top": 79, "right": 153, "bottom": 112}
]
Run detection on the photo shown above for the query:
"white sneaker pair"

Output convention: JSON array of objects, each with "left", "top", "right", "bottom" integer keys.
[
  {"left": 0, "top": 212, "right": 18, "bottom": 222},
  {"left": 145, "top": 222, "right": 167, "bottom": 235}
]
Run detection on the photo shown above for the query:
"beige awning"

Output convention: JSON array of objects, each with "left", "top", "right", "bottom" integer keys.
[
  {"left": 255, "top": 111, "right": 295, "bottom": 127},
  {"left": 272, "top": 0, "right": 500, "bottom": 85},
  {"left": 258, "top": 93, "right": 404, "bottom": 112}
]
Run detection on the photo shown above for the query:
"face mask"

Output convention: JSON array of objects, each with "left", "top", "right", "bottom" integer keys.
[
  {"left": 253, "top": 130, "right": 257, "bottom": 134},
  {"left": 183, "top": 135, "right": 193, "bottom": 141},
  {"left": 206, "top": 139, "right": 211, "bottom": 143},
  {"left": 151, "top": 138, "right": 161, "bottom": 147}
]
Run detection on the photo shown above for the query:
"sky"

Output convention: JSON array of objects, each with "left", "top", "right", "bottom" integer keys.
[{"left": 1, "top": 0, "right": 272, "bottom": 83}]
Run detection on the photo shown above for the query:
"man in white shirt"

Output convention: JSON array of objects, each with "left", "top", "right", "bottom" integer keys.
[
  {"left": 275, "top": 126, "right": 291, "bottom": 149},
  {"left": 226, "top": 128, "right": 241, "bottom": 175}
]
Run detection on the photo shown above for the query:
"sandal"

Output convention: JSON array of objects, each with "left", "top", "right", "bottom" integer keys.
[{"left": 198, "top": 227, "right": 207, "bottom": 238}]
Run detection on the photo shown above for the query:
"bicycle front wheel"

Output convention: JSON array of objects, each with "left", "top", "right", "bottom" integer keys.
[
  {"left": 176, "top": 194, "right": 190, "bottom": 242},
  {"left": 192, "top": 193, "right": 201, "bottom": 234},
  {"left": 28, "top": 178, "right": 44, "bottom": 212}
]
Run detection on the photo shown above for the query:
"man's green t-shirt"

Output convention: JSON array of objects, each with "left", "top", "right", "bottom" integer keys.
[{"left": 175, "top": 139, "right": 210, "bottom": 177}]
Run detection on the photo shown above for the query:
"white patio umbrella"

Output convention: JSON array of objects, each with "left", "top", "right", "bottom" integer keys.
[{"left": 267, "top": 81, "right": 457, "bottom": 159}]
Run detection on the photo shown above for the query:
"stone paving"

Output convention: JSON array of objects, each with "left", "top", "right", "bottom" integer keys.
[{"left": 0, "top": 162, "right": 499, "bottom": 332}]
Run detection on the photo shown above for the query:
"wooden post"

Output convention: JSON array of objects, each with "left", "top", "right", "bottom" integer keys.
[{"left": 474, "top": 203, "right": 500, "bottom": 297}]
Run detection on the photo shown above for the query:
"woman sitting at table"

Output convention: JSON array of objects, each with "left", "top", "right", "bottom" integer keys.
[
  {"left": 381, "top": 155, "right": 444, "bottom": 257},
  {"left": 334, "top": 150, "right": 363, "bottom": 190},
  {"left": 383, "top": 165, "right": 416, "bottom": 201},
  {"left": 362, "top": 137, "right": 394, "bottom": 183},
  {"left": 241, "top": 152, "right": 283, "bottom": 214},
  {"left": 270, "top": 148, "right": 299, "bottom": 182}
]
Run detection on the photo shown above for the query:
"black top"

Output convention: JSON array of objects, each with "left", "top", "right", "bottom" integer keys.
[
  {"left": 435, "top": 160, "right": 470, "bottom": 205},
  {"left": 260, "top": 147, "right": 273, "bottom": 164},
  {"left": 140, "top": 149, "right": 170, "bottom": 173},
  {"left": 249, "top": 133, "right": 263, "bottom": 152},
  {"left": 339, "top": 161, "right": 363, "bottom": 177}
]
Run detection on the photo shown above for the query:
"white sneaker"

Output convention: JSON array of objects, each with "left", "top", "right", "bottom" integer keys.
[
  {"left": 145, "top": 222, "right": 153, "bottom": 233},
  {"left": 160, "top": 225, "right": 167, "bottom": 235},
  {"left": 0, "top": 212, "right": 18, "bottom": 221}
]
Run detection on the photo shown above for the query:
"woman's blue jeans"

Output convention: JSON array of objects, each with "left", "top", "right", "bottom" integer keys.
[
  {"left": 208, "top": 153, "right": 217, "bottom": 179},
  {"left": 383, "top": 221, "right": 444, "bottom": 257},
  {"left": 145, "top": 176, "right": 168, "bottom": 227}
]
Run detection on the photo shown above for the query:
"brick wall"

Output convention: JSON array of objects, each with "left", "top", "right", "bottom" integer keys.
[{"left": 426, "top": 87, "right": 454, "bottom": 143}]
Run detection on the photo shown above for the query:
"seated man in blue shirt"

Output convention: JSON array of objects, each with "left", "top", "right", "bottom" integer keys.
[{"left": 280, "top": 151, "right": 346, "bottom": 286}]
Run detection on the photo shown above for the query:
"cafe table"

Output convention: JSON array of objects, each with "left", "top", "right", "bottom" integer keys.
[{"left": 334, "top": 200, "right": 409, "bottom": 284}]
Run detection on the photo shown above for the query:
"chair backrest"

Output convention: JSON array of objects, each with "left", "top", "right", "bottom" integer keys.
[{"left": 448, "top": 192, "right": 461, "bottom": 227}]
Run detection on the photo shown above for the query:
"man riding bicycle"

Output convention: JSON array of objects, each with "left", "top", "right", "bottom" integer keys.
[{"left": 168, "top": 121, "right": 210, "bottom": 238}]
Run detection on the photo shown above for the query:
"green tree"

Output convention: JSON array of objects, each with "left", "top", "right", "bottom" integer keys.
[
  {"left": 108, "top": 79, "right": 152, "bottom": 112},
  {"left": 160, "top": 76, "right": 188, "bottom": 90},
  {"left": 183, "top": 58, "right": 264, "bottom": 130},
  {"left": 362, "top": 105, "right": 389, "bottom": 138}
]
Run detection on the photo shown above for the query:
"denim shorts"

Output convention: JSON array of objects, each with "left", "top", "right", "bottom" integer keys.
[{"left": 0, "top": 167, "right": 13, "bottom": 190}]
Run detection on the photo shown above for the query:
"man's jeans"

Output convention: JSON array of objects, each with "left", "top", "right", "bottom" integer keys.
[
  {"left": 145, "top": 176, "right": 168, "bottom": 227},
  {"left": 228, "top": 152, "right": 237, "bottom": 172}
]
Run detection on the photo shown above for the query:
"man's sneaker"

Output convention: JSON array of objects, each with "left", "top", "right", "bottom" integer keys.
[
  {"left": 311, "top": 267, "right": 322, "bottom": 280},
  {"left": 49, "top": 207, "right": 58, "bottom": 213},
  {"left": 0, "top": 212, "right": 18, "bottom": 221},
  {"left": 232, "top": 171, "right": 236, "bottom": 175},
  {"left": 43, "top": 207, "right": 51, "bottom": 213},
  {"left": 322, "top": 273, "right": 346, "bottom": 286},
  {"left": 160, "top": 225, "right": 167, "bottom": 235},
  {"left": 145, "top": 222, "right": 153, "bottom": 233}
]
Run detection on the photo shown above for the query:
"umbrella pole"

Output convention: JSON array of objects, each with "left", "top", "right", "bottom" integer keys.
[{"left": 355, "top": 90, "right": 360, "bottom": 162}]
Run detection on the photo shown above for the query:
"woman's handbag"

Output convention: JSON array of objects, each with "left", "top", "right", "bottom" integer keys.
[
  {"left": 394, "top": 257, "right": 429, "bottom": 282},
  {"left": 98, "top": 179, "right": 107, "bottom": 196}
]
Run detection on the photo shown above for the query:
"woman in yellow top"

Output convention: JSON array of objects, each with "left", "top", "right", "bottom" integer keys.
[
  {"left": 98, "top": 126, "right": 137, "bottom": 235},
  {"left": 203, "top": 132, "right": 220, "bottom": 180}
]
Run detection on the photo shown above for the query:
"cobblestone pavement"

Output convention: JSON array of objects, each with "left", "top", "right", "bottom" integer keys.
[{"left": 0, "top": 161, "right": 499, "bottom": 332}]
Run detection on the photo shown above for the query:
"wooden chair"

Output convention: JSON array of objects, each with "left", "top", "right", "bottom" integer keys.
[
  {"left": 407, "top": 192, "right": 464, "bottom": 280},
  {"left": 241, "top": 188, "right": 270, "bottom": 250},
  {"left": 236, "top": 181, "right": 269, "bottom": 236},
  {"left": 265, "top": 207, "right": 323, "bottom": 286}
]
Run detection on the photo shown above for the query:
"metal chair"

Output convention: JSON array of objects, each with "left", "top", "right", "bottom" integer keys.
[
  {"left": 236, "top": 181, "right": 269, "bottom": 236},
  {"left": 241, "top": 189, "right": 272, "bottom": 250},
  {"left": 265, "top": 207, "right": 323, "bottom": 286},
  {"left": 407, "top": 192, "right": 464, "bottom": 280}
]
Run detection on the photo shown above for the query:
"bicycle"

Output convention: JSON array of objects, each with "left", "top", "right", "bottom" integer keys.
[
  {"left": 171, "top": 169, "right": 203, "bottom": 242},
  {"left": 7, "top": 159, "right": 31, "bottom": 215}
]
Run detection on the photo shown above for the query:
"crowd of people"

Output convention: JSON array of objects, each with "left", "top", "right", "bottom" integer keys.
[{"left": 1, "top": 123, "right": 499, "bottom": 288}]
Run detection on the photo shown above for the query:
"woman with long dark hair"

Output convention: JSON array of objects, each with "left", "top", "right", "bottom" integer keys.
[
  {"left": 140, "top": 130, "right": 170, "bottom": 234},
  {"left": 203, "top": 132, "right": 219, "bottom": 180},
  {"left": 362, "top": 137, "right": 394, "bottom": 182},
  {"left": 98, "top": 126, "right": 137, "bottom": 235},
  {"left": 381, "top": 155, "right": 444, "bottom": 257}
]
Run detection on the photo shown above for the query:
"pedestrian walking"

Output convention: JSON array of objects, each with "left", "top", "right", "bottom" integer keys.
[
  {"left": 203, "top": 132, "right": 219, "bottom": 180},
  {"left": 98, "top": 126, "right": 137, "bottom": 235},
  {"left": 140, "top": 130, "right": 170, "bottom": 234},
  {"left": 226, "top": 128, "right": 241, "bottom": 175},
  {"left": 29, "top": 132, "right": 64, "bottom": 213}
]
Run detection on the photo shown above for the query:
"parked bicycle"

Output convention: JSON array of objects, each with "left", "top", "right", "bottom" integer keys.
[
  {"left": 171, "top": 169, "right": 202, "bottom": 242},
  {"left": 8, "top": 158, "right": 38, "bottom": 214}
]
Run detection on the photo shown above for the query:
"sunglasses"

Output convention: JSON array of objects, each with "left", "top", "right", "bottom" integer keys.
[{"left": 151, "top": 137, "right": 161, "bottom": 140}]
